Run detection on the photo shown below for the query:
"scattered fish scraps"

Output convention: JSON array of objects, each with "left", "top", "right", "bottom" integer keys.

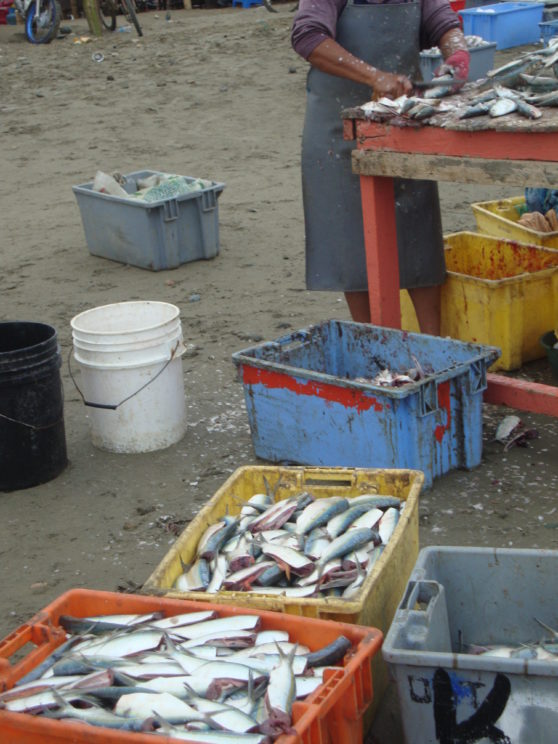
[
  {"left": 0, "top": 608, "right": 355, "bottom": 741},
  {"left": 172, "top": 488, "right": 404, "bottom": 600},
  {"left": 493, "top": 415, "right": 538, "bottom": 451}
]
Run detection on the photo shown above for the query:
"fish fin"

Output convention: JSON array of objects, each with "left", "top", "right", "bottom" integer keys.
[
  {"left": 113, "top": 671, "right": 140, "bottom": 687},
  {"left": 181, "top": 681, "right": 197, "bottom": 699},
  {"left": 178, "top": 554, "right": 189, "bottom": 573},
  {"left": 247, "top": 669, "right": 254, "bottom": 705},
  {"left": 264, "top": 473, "right": 283, "bottom": 500},
  {"left": 263, "top": 474, "right": 273, "bottom": 498},
  {"left": 534, "top": 617, "right": 558, "bottom": 638}
]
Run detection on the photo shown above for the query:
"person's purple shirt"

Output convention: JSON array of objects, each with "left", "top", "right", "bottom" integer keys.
[{"left": 292, "top": 0, "right": 461, "bottom": 60}]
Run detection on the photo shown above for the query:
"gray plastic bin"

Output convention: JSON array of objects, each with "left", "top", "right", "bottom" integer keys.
[
  {"left": 383, "top": 546, "right": 558, "bottom": 744},
  {"left": 73, "top": 170, "right": 225, "bottom": 271},
  {"left": 419, "top": 42, "right": 497, "bottom": 82}
]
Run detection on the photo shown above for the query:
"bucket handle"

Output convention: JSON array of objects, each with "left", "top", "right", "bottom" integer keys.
[
  {"left": 0, "top": 379, "right": 65, "bottom": 431},
  {"left": 68, "top": 340, "right": 181, "bottom": 411}
]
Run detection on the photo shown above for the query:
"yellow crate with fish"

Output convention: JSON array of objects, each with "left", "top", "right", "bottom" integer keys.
[
  {"left": 0, "top": 589, "right": 382, "bottom": 744},
  {"left": 143, "top": 464, "right": 423, "bottom": 716},
  {"left": 471, "top": 196, "right": 558, "bottom": 249},
  {"left": 400, "top": 231, "right": 558, "bottom": 371}
]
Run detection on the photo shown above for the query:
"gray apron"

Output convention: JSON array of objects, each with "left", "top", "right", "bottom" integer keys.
[{"left": 301, "top": 0, "right": 445, "bottom": 291}]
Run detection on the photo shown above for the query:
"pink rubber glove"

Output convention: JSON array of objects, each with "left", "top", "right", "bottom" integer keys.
[{"left": 434, "top": 49, "right": 470, "bottom": 91}]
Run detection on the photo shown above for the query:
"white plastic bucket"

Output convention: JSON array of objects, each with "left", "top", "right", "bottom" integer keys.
[{"left": 71, "top": 301, "right": 187, "bottom": 454}]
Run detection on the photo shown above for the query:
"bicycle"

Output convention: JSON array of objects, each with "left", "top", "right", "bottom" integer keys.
[
  {"left": 96, "top": 0, "right": 142, "bottom": 36},
  {"left": 13, "top": 0, "right": 61, "bottom": 43}
]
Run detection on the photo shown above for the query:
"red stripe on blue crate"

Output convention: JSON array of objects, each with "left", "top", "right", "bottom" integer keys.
[{"left": 242, "top": 366, "right": 387, "bottom": 413}]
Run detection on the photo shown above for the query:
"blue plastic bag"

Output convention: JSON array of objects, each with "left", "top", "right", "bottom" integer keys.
[{"left": 525, "top": 188, "right": 558, "bottom": 214}]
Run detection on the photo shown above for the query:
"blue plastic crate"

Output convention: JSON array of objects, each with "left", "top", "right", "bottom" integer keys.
[
  {"left": 539, "top": 19, "right": 558, "bottom": 44},
  {"left": 459, "top": 1, "right": 544, "bottom": 49},
  {"left": 232, "top": 322, "right": 500, "bottom": 488}
]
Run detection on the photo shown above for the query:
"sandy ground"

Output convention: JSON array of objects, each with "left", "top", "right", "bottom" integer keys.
[{"left": 1, "top": 6, "right": 558, "bottom": 741}]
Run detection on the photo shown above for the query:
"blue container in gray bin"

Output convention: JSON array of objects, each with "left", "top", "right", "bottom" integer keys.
[
  {"left": 383, "top": 546, "right": 558, "bottom": 744},
  {"left": 232, "top": 321, "right": 500, "bottom": 488},
  {"left": 73, "top": 170, "right": 225, "bottom": 271}
]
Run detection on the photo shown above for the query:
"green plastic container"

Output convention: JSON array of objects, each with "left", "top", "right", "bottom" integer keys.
[{"left": 540, "top": 330, "right": 558, "bottom": 378}]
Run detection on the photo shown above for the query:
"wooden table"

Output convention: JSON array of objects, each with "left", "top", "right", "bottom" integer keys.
[{"left": 342, "top": 106, "right": 558, "bottom": 416}]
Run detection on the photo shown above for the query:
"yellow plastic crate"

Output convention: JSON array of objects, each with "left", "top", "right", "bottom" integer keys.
[
  {"left": 143, "top": 465, "right": 423, "bottom": 716},
  {"left": 401, "top": 232, "right": 558, "bottom": 371},
  {"left": 472, "top": 196, "right": 558, "bottom": 249}
]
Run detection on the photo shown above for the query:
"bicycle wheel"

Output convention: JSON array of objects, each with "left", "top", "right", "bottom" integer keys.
[
  {"left": 123, "top": 0, "right": 142, "bottom": 37},
  {"left": 25, "top": 0, "right": 61, "bottom": 43},
  {"left": 96, "top": 0, "right": 116, "bottom": 31}
]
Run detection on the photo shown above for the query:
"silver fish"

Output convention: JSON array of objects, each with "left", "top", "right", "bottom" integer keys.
[
  {"left": 318, "top": 528, "right": 377, "bottom": 567},
  {"left": 175, "top": 558, "right": 211, "bottom": 592},
  {"left": 519, "top": 73, "right": 558, "bottom": 91},
  {"left": 259, "top": 543, "right": 315, "bottom": 578},
  {"left": 247, "top": 497, "right": 300, "bottom": 533},
  {"left": 326, "top": 503, "right": 375, "bottom": 539},
  {"left": 349, "top": 494, "right": 401, "bottom": 509},
  {"left": 489, "top": 98, "right": 517, "bottom": 117},
  {"left": 295, "top": 675, "right": 324, "bottom": 698},
  {"left": 178, "top": 630, "right": 257, "bottom": 650},
  {"left": 378, "top": 507, "right": 400, "bottom": 545},
  {"left": 222, "top": 562, "right": 278, "bottom": 591},
  {"left": 75, "top": 630, "right": 164, "bottom": 659},
  {"left": 207, "top": 554, "right": 228, "bottom": 594},
  {"left": 516, "top": 99, "right": 542, "bottom": 119},
  {"left": 115, "top": 691, "right": 203, "bottom": 723},
  {"left": 197, "top": 517, "right": 238, "bottom": 561},
  {"left": 408, "top": 102, "right": 437, "bottom": 120},
  {"left": 255, "top": 630, "right": 290, "bottom": 646},
  {"left": 423, "top": 85, "right": 452, "bottom": 99},
  {"left": 170, "top": 615, "right": 262, "bottom": 640},
  {"left": 261, "top": 646, "right": 297, "bottom": 737},
  {"left": 458, "top": 101, "right": 491, "bottom": 120},
  {"left": 148, "top": 611, "right": 217, "bottom": 630},
  {"left": 295, "top": 497, "right": 349, "bottom": 535},
  {"left": 248, "top": 585, "right": 318, "bottom": 598}
]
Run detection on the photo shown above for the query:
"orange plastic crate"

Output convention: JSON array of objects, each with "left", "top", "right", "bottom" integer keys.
[{"left": 0, "top": 589, "right": 382, "bottom": 744}]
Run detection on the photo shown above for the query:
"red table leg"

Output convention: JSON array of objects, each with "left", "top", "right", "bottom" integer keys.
[
  {"left": 359, "top": 175, "right": 401, "bottom": 328},
  {"left": 358, "top": 172, "right": 558, "bottom": 418}
]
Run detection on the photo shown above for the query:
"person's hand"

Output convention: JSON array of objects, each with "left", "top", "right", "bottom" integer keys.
[
  {"left": 370, "top": 70, "right": 413, "bottom": 100},
  {"left": 434, "top": 49, "right": 470, "bottom": 92}
]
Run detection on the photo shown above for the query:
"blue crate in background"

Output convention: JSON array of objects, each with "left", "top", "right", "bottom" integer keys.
[
  {"left": 232, "top": 321, "right": 500, "bottom": 488},
  {"left": 459, "top": 2, "right": 544, "bottom": 49},
  {"left": 539, "top": 18, "right": 558, "bottom": 44},
  {"left": 420, "top": 42, "right": 497, "bottom": 81}
]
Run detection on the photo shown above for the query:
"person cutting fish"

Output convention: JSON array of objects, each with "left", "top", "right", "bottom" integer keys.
[{"left": 291, "top": 0, "right": 470, "bottom": 335}]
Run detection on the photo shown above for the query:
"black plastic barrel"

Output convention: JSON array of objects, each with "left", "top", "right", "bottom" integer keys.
[{"left": 0, "top": 322, "right": 67, "bottom": 492}]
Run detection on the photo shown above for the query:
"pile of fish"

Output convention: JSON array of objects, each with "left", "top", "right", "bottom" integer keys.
[
  {"left": 174, "top": 488, "right": 404, "bottom": 600},
  {"left": 359, "top": 37, "right": 558, "bottom": 124},
  {"left": 0, "top": 609, "right": 354, "bottom": 742},
  {"left": 467, "top": 618, "right": 558, "bottom": 661}
]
